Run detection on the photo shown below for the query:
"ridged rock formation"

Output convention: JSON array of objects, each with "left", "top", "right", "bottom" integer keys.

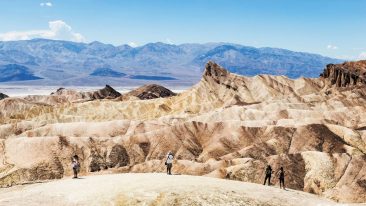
[
  {"left": 321, "top": 60, "right": 366, "bottom": 87},
  {"left": 0, "top": 61, "right": 365, "bottom": 203},
  {"left": 51, "top": 84, "right": 121, "bottom": 100},
  {"left": 17, "top": 85, "right": 122, "bottom": 105},
  {"left": 125, "top": 84, "right": 176, "bottom": 100},
  {"left": 0, "top": 93, "right": 8, "bottom": 100}
]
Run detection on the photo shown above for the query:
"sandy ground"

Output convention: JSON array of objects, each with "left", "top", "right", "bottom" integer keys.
[{"left": 0, "top": 173, "right": 358, "bottom": 206}]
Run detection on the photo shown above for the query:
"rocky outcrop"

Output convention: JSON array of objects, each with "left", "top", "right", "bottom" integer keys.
[
  {"left": 49, "top": 84, "right": 121, "bottom": 102},
  {"left": 0, "top": 93, "right": 8, "bottom": 100},
  {"left": 18, "top": 85, "right": 122, "bottom": 105},
  {"left": 89, "top": 84, "right": 122, "bottom": 99},
  {"left": 321, "top": 60, "right": 366, "bottom": 87},
  {"left": 0, "top": 62, "right": 365, "bottom": 203},
  {"left": 125, "top": 84, "right": 176, "bottom": 100}
]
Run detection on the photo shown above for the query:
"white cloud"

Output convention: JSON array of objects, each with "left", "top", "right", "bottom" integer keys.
[
  {"left": 128, "top": 42, "right": 138, "bottom": 47},
  {"left": 327, "top": 44, "right": 338, "bottom": 50},
  {"left": 40, "top": 2, "right": 52, "bottom": 7},
  {"left": 0, "top": 20, "right": 85, "bottom": 42}
]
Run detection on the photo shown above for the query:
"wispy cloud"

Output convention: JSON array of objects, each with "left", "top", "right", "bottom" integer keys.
[
  {"left": 326, "top": 44, "right": 338, "bottom": 50},
  {"left": 0, "top": 20, "right": 85, "bottom": 42},
  {"left": 40, "top": 2, "right": 52, "bottom": 7}
]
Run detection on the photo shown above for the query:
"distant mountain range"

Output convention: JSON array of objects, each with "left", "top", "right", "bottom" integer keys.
[{"left": 0, "top": 39, "right": 342, "bottom": 86}]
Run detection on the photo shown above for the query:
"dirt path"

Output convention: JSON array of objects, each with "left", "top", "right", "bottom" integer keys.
[{"left": 0, "top": 173, "right": 355, "bottom": 206}]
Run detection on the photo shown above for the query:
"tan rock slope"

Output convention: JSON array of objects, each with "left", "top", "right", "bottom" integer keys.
[{"left": 0, "top": 61, "right": 365, "bottom": 203}]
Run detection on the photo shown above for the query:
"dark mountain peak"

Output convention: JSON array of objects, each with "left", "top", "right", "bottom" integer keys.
[
  {"left": 90, "top": 68, "right": 126, "bottom": 77},
  {"left": 126, "top": 84, "right": 176, "bottom": 100},
  {"left": 0, "top": 64, "right": 42, "bottom": 82},
  {"left": 204, "top": 61, "right": 229, "bottom": 79},
  {"left": 321, "top": 60, "right": 366, "bottom": 87},
  {"left": 0, "top": 93, "right": 8, "bottom": 100},
  {"left": 98, "top": 85, "right": 121, "bottom": 98},
  {"left": 56, "top": 87, "right": 66, "bottom": 93}
]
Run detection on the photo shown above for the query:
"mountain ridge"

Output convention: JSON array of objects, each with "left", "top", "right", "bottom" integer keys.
[{"left": 0, "top": 39, "right": 342, "bottom": 86}]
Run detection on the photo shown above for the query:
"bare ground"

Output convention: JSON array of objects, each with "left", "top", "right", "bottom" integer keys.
[{"left": 0, "top": 173, "right": 357, "bottom": 206}]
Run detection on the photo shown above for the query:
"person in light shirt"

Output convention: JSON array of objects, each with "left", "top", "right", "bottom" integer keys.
[
  {"left": 72, "top": 155, "right": 80, "bottom": 179},
  {"left": 165, "top": 151, "right": 174, "bottom": 175}
]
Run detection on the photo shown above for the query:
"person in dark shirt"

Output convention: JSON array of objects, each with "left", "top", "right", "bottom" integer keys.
[
  {"left": 263, "top": 165, "right": 273, "bottom": 186},
  {"left": 277, "top": 167, "right": 285, "bottom": 190}
]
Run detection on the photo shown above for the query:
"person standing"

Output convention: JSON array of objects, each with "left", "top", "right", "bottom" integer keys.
[
  {"left": 263, "top": 165, "right": 273, "bottom": 186},
  {"left": 72, "top": 155, "right": 80, "bottom": 179},
  {"left": 165, "top": 151, "right": 174, "bottom": 175},
  {"left": 278, "top": 167, "right": 285, "bottom": 190}
]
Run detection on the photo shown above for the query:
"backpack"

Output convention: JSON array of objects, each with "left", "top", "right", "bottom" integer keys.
[
  {"left": 266, "top": 167, "right": 272, "bottom": 175},
  {"left": 279, "top": 170, "right": 284, "bottom": 179}
]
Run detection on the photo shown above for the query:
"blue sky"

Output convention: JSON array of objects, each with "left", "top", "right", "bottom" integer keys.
[{"left": 0, "top": 0, "right": 365, "bottom": 59}]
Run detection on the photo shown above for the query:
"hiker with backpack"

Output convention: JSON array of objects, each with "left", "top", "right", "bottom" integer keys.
[
  {"left": 263, "top": 165, "right": 273, "bottom": 186},
  {"left": 72, "top": 155, "right": 80, "bottom": 179},
  {"left": 165, "top": 151, "right": 174, "bottom": 175},
  {"left": 277, "top": 167, "right": 286, "bottom": 190}
]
